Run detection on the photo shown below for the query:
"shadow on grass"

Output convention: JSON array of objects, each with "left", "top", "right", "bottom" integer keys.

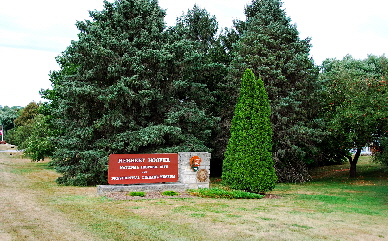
[{"left": 309, "top": 156, "right": 388, "bottom": 183}]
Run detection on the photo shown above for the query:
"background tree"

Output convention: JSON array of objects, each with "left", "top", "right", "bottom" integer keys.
[
  {"left": 222, "top": 69, "right": 277, "bottom": 193},
  {"left": 374, "top": 137, "right": 388, "bottom": 166},
  {"left": 44, "top": 0, "right": 218, "bottom": 186},
  {"left": 0, "top": 105, "right": 22, "bottom": 136},
  {"left": 6, "top": 102, "right": 39, "bottom": 147},
  {"left": 319, "top": 55, "right": 388, "bottom": 177},
  {"left": 22, "top": 114, "right": 55, "bottom": 161},
  {"left": 13, "top": 102, "right": 39, "bottom": 127},
  {"left": 227, "top": 0, "right": 321, "bottom": 182}
]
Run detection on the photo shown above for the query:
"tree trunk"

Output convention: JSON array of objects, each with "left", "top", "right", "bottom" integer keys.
[{"left": 349, "top": 147, "right": 362, "bottom": 178}]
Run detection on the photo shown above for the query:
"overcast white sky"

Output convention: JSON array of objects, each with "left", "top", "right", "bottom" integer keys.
[{"left": 0, "top": 0, "right": 387, "bottom": 107}]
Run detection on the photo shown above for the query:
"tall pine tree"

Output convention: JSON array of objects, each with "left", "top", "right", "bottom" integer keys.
[
  {"left": 222, "top": 69, "right": 277, "bottom": 193},
  {"left": 227, "top": 0, "right": 321, "bottom": 182},
  {"left": 44, "top": 0, "right": 218, "bottom": 185},
  {"left": 172, "top": 5, "right": 229, "bottom": 175}
]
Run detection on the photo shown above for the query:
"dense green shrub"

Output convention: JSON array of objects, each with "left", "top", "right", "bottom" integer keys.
[
  {"left": 188, "top": 188, "right": 264, "bottom": 199},
  {"left": 161, "top": 191, "right": 180, "bottom": 196},
  {"left": 222, "top": 69, "right": 277, "bottom": 193},
  {"left": 128, "top": 192, "right": 145, "bottom": 197}
]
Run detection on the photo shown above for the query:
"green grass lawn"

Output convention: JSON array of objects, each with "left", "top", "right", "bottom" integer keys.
[
  {"left": 273, "top": 157, "right": 387, "bottom": 216},
  {"left": 1, "top": 152, "right": 387, "bottom": 241}
]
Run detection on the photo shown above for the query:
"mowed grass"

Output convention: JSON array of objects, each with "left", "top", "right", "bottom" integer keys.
[
  {"left": 273, "top": 156, "right": 387, "bottom": 210},
  {"left": 1, "top": 150, "right": 387, "bottom": 241}
]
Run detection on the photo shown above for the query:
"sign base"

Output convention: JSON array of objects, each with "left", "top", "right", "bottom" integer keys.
[{"left": 98, "top": 152, "right": 211, "bottom": 196}]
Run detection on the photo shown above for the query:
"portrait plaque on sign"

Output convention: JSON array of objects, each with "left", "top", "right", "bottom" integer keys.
[{"left": 108, "top": 153, "right": 179, "bottom": 185}]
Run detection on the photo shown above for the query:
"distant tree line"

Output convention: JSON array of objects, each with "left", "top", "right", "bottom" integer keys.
[
  {"left": 3, "top": 0, "right": 387, "bottom": 187},
  {"left": 0, "top": 105, "right": 22, "bottom": 133}
]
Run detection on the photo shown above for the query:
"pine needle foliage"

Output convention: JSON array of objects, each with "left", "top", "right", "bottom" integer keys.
[
  {"left": 227, "top": 0, "right": 321, "bottom": 182},
  {"left": 222, "top": 69, "right": 277, "bottom": 193},
  {"left": 43, "top": 0, "right": 219, "bottom": 186}
]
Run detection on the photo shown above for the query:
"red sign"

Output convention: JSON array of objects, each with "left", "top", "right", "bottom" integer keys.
[{"left": 108, "top": 153, "right": 178, "bottom": 184}]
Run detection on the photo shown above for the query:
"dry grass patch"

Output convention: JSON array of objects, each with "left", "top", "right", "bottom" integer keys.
[{"left": 0, "top": 145, "right": 387, "bottom": 240}]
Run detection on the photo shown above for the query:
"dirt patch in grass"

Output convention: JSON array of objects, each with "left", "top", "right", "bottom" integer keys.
[
  {"left": 263, "top": 194, "right": 282, "bottom": 199},
  {"left": 0, "top": 151, "right": 103, "bottom": 241},
  {"left": 104, "top": 191, "right": 281, "bottom": 200},
  {"left": 348, "top": 180, "right": 376, "bottom": 185},
  {"left": 105, "top": 191, "right": 196, "bottom": 200}
]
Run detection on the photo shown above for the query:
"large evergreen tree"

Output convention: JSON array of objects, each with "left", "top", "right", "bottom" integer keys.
[
  {"left": 227, "top": 0, "right": 321, "bottom": 182},
  {"left": 44, "top": 0, "right": 218, "bottom": 186},
  {"left": 174, "top": 5, "right": 218, "bottom": 52},
  {"left": 173, "top": 5, "right": 230, "bottom": 175},
  {"left": 222, "top": 69, "right": 277, "bottom": 193}
]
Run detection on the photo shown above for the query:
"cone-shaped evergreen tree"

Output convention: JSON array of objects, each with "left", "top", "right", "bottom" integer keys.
[
  {"left": 227, "top": 0, "right": 321, "bottom": 182},
  {"left": 222, "top": 69, "right": 277, "bottom": 193}
]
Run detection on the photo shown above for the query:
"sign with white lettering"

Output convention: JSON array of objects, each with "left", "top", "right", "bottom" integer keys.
[{"left": 108, "top": 154, "right": 178, "bottom": 184}]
